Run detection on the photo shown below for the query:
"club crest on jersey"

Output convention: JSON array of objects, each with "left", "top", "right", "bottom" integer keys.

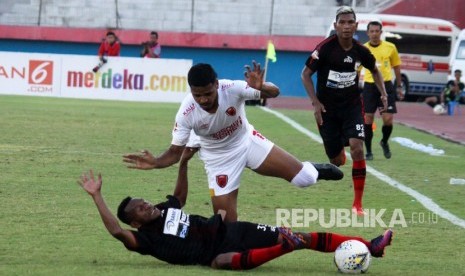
[
  {"left": 216, "top": 175, "right": 228, "bottom": 188},
  {"left": 344, "top": 56, "right": 353, "bottom": 63},
  {"left": 225, "top": 107, "right": 236, "bottom": 116}
]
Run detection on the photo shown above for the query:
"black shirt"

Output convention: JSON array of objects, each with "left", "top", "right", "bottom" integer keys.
[
  {"left": 127, "top": 195, "right": 225, "bottom": 266},
  {"left": 444, "top": 80, "right": 465, "bottom": 102},
  {"left": 306, "top": 35, "right": 377, "bottom": 110}
]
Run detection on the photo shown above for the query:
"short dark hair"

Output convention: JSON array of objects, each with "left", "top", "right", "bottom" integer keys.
[
  {"left": 367, "top": 21, "right": 383, "bottom": 31},
  {"left": 188, "top": 63, "right": 217, "bottom": 87},
  {"left": 117, "top": 196, "right": 133, "bottom": 225},
  {"left": 106, "top": 31, "right": 116, "bottom": 37},
  {"left": 336, "top": 6, "right": 356, "bottom": 22},
  {"left": 150, "top": 31, "right": 158, "bottom": 38},
  {"left": 454, "top": 69, "right": 462, "bottom": 74}
]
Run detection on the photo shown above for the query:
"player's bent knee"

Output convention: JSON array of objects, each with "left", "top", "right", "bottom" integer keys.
[
  {"left": 331, "top": 157, "right": 345, "bottom": 167},
  {"left": 291, "top": 161, "right": 318, "bottom": 188},
  {"left": 211, "top": 253, "right": 235, "bottom": 269}
]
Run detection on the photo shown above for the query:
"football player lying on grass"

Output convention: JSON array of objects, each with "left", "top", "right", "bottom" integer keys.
[{"left": 77, "top": 148, "right": 392, "bottom": 270}]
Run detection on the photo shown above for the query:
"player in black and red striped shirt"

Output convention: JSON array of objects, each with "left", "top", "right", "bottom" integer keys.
[
  {"left": 301, "top": 6, "right": 388, "bottom": 216},
  {"left": 77, "top": 148, "right": 392, "bottom": 269}
]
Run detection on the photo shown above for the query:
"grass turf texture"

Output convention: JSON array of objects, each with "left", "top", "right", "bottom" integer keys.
[{"left": 1, "top": 95, "right": 464, "bottom": 275}]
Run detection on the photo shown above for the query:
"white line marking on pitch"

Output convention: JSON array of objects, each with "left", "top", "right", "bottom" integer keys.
[{"left": 260, "top": 106, "right": 465, "bottom": 229}]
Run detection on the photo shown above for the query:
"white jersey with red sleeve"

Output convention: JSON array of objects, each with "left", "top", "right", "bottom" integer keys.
[{"left": 171, "top": 79, "right": 261, "bottom": 152}]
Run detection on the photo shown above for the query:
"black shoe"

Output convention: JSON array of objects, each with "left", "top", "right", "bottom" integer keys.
[
  {"left": 365, "top": 152, "right": 373, "bottom": 160},
  {"left": 312, "top": 163, "right": 344, "bottom": 180},
  {"left": 379, "top": 140, "right": 392, "bottom": 159}
]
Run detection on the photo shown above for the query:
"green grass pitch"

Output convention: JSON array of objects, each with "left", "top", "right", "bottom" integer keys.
[{"left": 1, "top": 95, "right": 464, "bottom": 275}]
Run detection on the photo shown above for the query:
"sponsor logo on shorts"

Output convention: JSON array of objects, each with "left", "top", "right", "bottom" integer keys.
[
  {"left": 216, "top": 174, "right": 228, "bottom": 188},
  {"left": 225, "top": 106, "right": 236, "bottom": 116}
]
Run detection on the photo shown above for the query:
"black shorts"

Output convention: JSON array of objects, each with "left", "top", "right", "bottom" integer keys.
[
  {"left": 319, "top": 101, "right": 365, "bottom": 159},
  {"left": 363, "top": 81, "right": 397, "bottom": 114},
  {"left": 215, "top": 222, "right": 279, "bottom": 255}
]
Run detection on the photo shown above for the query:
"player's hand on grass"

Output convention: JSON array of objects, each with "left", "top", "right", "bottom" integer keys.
[
  {"left": 312, "top": 100, "right": 326, "bottom": 125},
  {"left": 123, "top": 150, "right": 156, "bottom": 170},
  {"left": 244, "top": 60, "right": 265, "bottom": 91},
  {"left": 78, "top": 169, "right": 102, "bottom": 196}
]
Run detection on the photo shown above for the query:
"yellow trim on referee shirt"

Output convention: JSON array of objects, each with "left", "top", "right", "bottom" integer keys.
[{"left": 363, "top": 41, "right": 401, "bottom": 83}]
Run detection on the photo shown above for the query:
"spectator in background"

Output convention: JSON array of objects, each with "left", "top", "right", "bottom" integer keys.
[
  {"left": 141, "top": 31, "right": 161, "bottom": 58},
  {"left": 425, "top": 69, "right": 465, "bottom": 108},
  {"left": 97, "top": 31, "right": 120, "bottom": 60},
  {"left": 93, "top": 31, "right": 120, "bottom": 72}
]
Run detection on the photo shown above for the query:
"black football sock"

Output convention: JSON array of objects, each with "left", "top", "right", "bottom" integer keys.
[
  {"left": 382, "top": 125, "right": 393, "bottom": 143},
  {"left": 364, "top": 124, "right": 373, "bottom": 153}
]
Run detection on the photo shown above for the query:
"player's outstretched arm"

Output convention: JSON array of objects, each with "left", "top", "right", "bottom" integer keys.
[
  {"left": 123, "top": 145, "right": 185, "bottom": 170},
  {"left": 77, "top": 170, "right": 137, "bottom": 248},
  {"left": 259, "top": 82, "right": 280, "bottom": 99},
  {"left": 244, "top": 60, "right": 280, "bottom": 98},
  {"left": 173, "top": 147, "right": 198, "bottom": 207}
]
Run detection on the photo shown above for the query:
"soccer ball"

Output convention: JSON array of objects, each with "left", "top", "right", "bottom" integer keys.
[
  {"left": 334, "top": 240, "right": 371, "bottom": 274},
  {"left": 433, "top": 104, "right": 446, "bottom": 115}
]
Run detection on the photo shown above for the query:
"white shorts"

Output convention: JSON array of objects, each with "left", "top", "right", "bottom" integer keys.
[{"left": 199, "top": 128, "right": 274, "bottom": 197}]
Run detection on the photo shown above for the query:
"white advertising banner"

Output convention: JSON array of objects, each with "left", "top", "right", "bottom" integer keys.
[
  {"left": 0, "top": 52, "right": 61, "bottom": 97},
  {"left": 0, "top": 51, "right": 192, "bottom": 103}
]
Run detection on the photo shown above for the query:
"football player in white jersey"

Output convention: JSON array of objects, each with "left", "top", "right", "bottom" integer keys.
[{"left": 124, "top": 61, "right": 343, "bottom": 222}]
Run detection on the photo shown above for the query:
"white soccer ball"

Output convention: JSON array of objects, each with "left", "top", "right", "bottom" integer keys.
[
  {"left": 334, "top": 240, "right": 371, "bottom": 274},
  {"left": 433, "top": 104, "right": 446, "bottom": 115}
]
